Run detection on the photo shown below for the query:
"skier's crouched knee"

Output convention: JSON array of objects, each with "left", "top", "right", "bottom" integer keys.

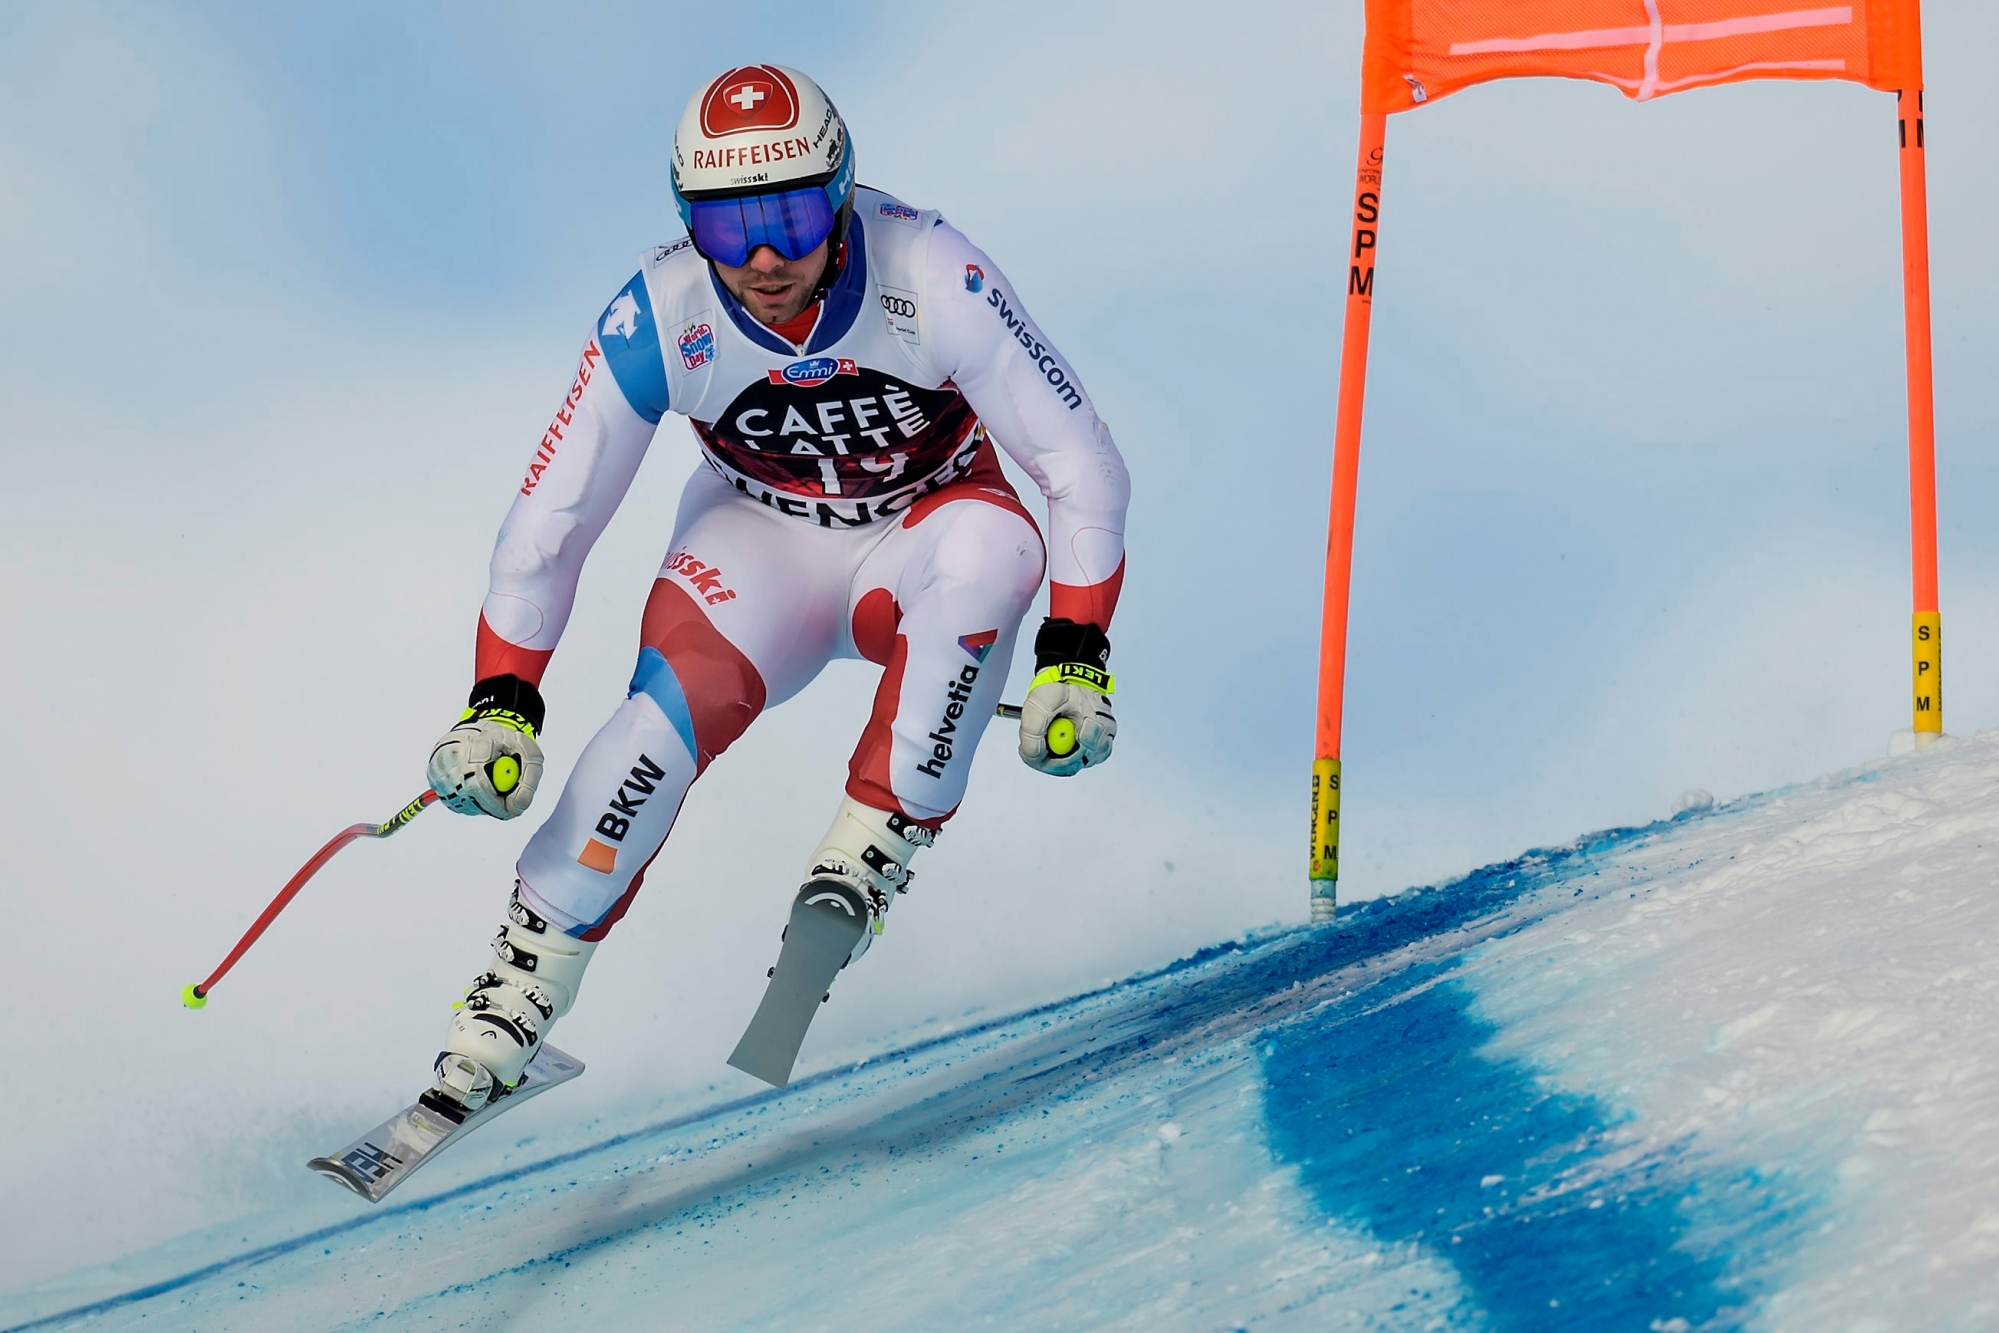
[
  {"left": 925, "top": 503, "right": 1045, "bottom": 607},
  {"left": 633, "top": 581, "right": 767, "bottom": 765}
]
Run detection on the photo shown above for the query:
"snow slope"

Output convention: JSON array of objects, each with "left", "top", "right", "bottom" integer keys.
[{"left": 8, "top": 737, "right": 1999, "bottom": 1332}]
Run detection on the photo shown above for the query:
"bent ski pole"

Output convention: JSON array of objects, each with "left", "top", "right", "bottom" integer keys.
[
  {"left": 182, "top": 789, "right": 439, "bottom": 1009},
  {"left": 188, "top": 705, "right": 1053, "bottom": 1010},
  {"left": 992, "top": 702, "right": 1076, "bottom": 757}
]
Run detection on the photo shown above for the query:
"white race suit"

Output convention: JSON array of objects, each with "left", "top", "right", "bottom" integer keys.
[{"left": 472, "top": 186, "right": 1130, "bottom": 938}]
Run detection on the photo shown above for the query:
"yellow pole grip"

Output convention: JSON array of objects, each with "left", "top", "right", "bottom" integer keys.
[{"left": 1912, "top": 611, "right": 1942, "bottom": 738}]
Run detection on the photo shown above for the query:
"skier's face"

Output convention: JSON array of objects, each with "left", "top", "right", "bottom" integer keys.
[{"left": 712, "top": 240, "right": 831, "bottom": 327}]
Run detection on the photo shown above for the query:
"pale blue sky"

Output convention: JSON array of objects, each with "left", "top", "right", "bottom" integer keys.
[{"left": 4, "top": 0, "right": 1995, "bottom": 1286}]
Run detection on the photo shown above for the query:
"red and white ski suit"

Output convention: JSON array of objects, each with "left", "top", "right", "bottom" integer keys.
[{"left": 479, "top": 188, "right": 1130, "bottom": 938}]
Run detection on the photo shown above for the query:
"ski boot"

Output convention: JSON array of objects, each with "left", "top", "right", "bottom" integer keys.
[
  {"left": 432, "top": 884, "right": 597, "bottom": 1112},
  {"left": 797, "top": 797, "right": 935, "bottom": 967}
]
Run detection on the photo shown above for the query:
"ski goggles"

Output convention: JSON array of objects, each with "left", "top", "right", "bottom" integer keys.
[{"left": 685, "top": 186, "right": 838, "bottom": 268}]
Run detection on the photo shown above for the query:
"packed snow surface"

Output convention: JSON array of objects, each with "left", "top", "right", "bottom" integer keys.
[{"left": 9, "top": 737, "right": 1999, "bottom": 1331}]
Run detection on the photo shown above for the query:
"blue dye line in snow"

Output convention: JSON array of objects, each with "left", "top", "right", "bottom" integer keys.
[
  {"left": 1, "top": 961, "right": 1251, "bottom": 1333},
  {"left": 1253, "top": 815, "right": 1798, "bottom": 1330},
  {"left": 9, "top": 801, "right": 1799, "bottom": 1331},
  {"left": 1263, "top": 971, "right": 1737, "bottom": 1329},
  {"left": 0, "top": 821, "right": 1674, "bottom": 1331}
]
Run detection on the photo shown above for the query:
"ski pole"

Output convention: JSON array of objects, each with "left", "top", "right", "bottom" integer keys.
[
  {"left": 993, "top": 703, "right": 1076, "bottom": 757},
  {"left": 182, "top": 789, "right": 439, "bottom": 1010},
  {"left": 187, "top": 709, "right": 1057, "bottom": 1010}
]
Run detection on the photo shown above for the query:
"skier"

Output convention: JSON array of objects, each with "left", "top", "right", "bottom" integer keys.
[{"left": 421, "top": 65, "right": 1129, "bottom": 1109}]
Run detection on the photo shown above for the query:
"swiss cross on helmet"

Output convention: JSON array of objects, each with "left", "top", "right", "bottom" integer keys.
[{"left": 671, "top": 65, "right": 857, "bottom": 269}]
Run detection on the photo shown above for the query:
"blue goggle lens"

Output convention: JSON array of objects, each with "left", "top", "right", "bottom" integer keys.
[{"left": 688, "top": 187, "right": 837, "bottom": 268}]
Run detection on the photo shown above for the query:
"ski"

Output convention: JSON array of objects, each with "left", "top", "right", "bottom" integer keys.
[
  {"left": 307, "top": 1044, "right": 584, "bottom": 1203},
  {"left": 728, "top": 882, "right": 868, "bottom": 1089}
]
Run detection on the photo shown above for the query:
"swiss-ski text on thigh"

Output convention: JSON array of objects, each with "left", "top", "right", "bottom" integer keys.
[{"left": 664, "top": 550, "right": 738, "bottom": 606}]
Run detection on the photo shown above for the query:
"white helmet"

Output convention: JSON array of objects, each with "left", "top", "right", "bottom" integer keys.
[{"left": 671, "top": 65, "right": 856, "bottom": 268}]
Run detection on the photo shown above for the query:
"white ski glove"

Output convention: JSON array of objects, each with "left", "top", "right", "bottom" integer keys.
[
  {"left": 428, "top": 675, "right": 546, "bottom": 820},
  {"left": 1017, "top": 619, "right": 1116, "bottom": 777}
]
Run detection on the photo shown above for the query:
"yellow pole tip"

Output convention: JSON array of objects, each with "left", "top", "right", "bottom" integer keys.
[
  {"left": 1049, "top": 718, "right": 1078, "bottom": 757},
  {"left": 181, "top": 983, "right": 208, "bottom": 1010}
]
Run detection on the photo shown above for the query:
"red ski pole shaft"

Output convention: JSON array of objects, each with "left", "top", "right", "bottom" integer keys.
[{"left": 182, "top": 789, "right": 439, "bottom": 1009}]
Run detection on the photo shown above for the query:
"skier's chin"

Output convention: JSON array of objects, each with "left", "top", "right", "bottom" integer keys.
[
  {"left": 741, "top": 284, "right": 809, "bottom": 324},
  {"left": 712, "top": 241, "right": 830, "bottom": 329}
]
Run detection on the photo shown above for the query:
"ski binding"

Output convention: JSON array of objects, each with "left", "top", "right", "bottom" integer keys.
[{"left": 308, "top": 1043, "right": 583, "bottom": 1203}]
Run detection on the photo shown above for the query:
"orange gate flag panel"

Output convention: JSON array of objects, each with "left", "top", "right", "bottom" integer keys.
[{"left": 1362, "top": 0, "right": 1924, "bottom": 112}]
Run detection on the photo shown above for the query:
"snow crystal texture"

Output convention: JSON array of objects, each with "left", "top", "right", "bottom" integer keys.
[{"left": 8, "top": 737, "right": 1999, "bottom": 1331}]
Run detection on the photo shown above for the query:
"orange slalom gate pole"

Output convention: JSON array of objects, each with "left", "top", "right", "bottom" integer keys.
[
  {"left": 1309, "top": 111, "right": 1387, "bottom": 924},
  {"left": 1898, "top": 87, "right": 1942, "bottom": 742}
]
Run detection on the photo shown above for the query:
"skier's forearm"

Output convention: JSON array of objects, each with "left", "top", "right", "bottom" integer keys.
[
  {"left": 1025, "top": 435, "right": 1129, "bottom": 628},
  {"left": 984, "top": 411, "right": 1128, "bottom": 627},
  {"left": 926, "top": 225, "right": 1130, "bottom": 627},
  {"left": 476, "top": 333, "right": 659, "bottom": 681},
  {"left": 476, "top": 612, "right": 554, "bottom": 685}
]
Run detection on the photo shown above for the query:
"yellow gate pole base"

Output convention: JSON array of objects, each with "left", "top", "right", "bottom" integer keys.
[
  {"left": 1912, "top": 610, "right": 1942, "bottom": 747},
  {"left": 1309, "top": 759, "right": 1340, "bottom": 924}
]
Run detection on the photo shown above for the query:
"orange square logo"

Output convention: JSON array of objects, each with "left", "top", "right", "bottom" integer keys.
[{"left": 577, "top": 839, "right": 618, "bottom": 874}]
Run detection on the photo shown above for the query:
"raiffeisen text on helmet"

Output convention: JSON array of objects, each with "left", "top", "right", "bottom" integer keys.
[
  {"left": 675, "top": 65, "right": 852, "bottom": 199},
  {"left": 689, "top": 139, "right": 813, "bottom": 174}
]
